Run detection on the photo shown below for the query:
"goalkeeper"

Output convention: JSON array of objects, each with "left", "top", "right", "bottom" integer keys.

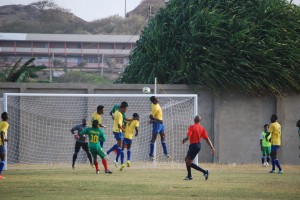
[
  {"left": 80, "top": 120, "right": 112, "bottom": 174},
  {"left": 70, "top": 119, "right": 93, "bottom": 169}
]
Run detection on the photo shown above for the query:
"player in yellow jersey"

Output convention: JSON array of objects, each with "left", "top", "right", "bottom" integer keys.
[
  {"left": 90, "top": 105, "right": 105, "bottom": 147},
  {"left": 106, "top": 103, "right": 127, "bottom": 169},
  {"left": 266, "top": 114, "right": 283, "bottom": 174},
  {"left": 149, "top": 96, "right": 171, "bottom": 160},
  {"left": 116, "top": 113, "right": 139, "bottom": 168},
  {"left": 0, "top": 112, "right": 9, "bottom": 180}
]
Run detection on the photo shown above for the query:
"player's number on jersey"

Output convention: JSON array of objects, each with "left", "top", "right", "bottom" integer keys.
[{"left": 91, "top": 135, "right": 99, "bottom": 143}]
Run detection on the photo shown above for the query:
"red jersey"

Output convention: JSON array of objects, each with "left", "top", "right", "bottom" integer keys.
[{"left": 187, "top": 123, "right": 208, "bottom": 144}]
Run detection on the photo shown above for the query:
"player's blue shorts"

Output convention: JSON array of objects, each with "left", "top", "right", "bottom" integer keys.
[
  {"left": 113, "top": 132, "right": 124, "bottom": 141},
  {"left": 0, "top": 145, "right": 6, "bottom": 154},
  {"left": 271, "top": 145, "right": 280, "bottom": 152},
  {"left": 152, "top": 121, "right": 165, "bottom": 134},
  {"left": 123, "top": 138, "right": 132, "bottom": 146}
]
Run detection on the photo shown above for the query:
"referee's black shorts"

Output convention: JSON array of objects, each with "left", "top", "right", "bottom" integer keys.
[{"left": 187, "top": 142, "right": 201, "bottom": 160}]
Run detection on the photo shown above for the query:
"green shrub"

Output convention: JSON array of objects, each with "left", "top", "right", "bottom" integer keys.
[{"left": 118, "top": 0, "right": 300, "bottom": 96}]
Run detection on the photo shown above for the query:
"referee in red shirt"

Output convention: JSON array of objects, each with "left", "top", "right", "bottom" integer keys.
[{"left": 182, "top": 115, "right": 215, "bottom": 180}]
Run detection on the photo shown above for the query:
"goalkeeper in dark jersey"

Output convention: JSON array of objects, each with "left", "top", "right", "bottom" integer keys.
[
  {"left": 70, "top": 119, "right": 93, "bottom": 169},
  {"left": 80, "top": 120, "right": 112, "bottom": 174}
]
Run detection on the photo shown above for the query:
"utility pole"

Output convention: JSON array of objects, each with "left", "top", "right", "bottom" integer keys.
[
  {"left": 98, "top": 55, "right": 100, "bottom": 70},
  {"left": 101, "top": 54, "right": 104, "bottom": 77},
  {"left": 148, "top": 6, "right": 154, "bottom": 21},
  {"left": 50, "top": 53, "right": 53, "bottom": 82},
  {"left": 125, "top": 0, "right": 127, "bottom": 17}
]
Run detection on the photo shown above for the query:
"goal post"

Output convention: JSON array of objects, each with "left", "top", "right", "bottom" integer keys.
[
  {"left": 3, "top": 93, "right": 8, "bottom": 170},
  {"left": 3, "top": 93, "right": 198, "bottom": 169}
]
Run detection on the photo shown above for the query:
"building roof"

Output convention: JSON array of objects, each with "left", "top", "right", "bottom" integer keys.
[{"left": 0, "top": 33, "right": 140, "bottom": 43}]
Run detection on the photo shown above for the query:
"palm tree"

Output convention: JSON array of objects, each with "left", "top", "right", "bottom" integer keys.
[{"left": 0, "top": 58, "right": 46, "bottom": 82}]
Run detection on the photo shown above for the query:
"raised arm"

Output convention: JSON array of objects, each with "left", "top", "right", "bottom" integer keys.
[{"left": 110, "top": 104, "right": 118, "bottom": 120}]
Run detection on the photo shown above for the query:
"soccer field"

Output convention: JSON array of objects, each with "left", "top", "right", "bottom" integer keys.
[{"left": 0, "top": 164, "right": 299, "bottom": 200}]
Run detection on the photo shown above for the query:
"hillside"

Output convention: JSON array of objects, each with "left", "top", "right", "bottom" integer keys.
[
  {"left": 0, "top": 0, "right": 166, "bottom": 34},
  {"left": 127, "top": 0, "right": 165, "bottom": 18},
  {"left": 0, "top": 4, "right": 86, "bottom": 34}
]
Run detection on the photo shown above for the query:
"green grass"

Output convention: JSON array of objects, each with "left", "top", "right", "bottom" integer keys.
[{"left": 0, "top": 164, "right": 299, "bottom": 200}]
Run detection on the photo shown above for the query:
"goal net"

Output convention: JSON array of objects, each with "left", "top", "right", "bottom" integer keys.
[{"left": 3, "top": 93, "right": 197, "bottom": 169}]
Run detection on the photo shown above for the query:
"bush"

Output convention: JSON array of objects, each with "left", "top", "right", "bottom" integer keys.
[{"left": 119, "top": 0, "right": 300, "bottom": 96}]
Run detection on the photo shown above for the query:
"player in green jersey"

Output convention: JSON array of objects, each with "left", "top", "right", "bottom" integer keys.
[
  {"left": 79, "top": 120, "right": 112, "bottom": 174},
  {"left": 260, "top": 124, "right": 271, "bottom": 166},
  {"left": 110, "top": 101, "right": 130, "bottom": 125}
]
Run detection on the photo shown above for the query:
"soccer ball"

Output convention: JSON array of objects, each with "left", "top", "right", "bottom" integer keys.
[{"left": 142, "top": 87, "right": 151, "bottom": 94}]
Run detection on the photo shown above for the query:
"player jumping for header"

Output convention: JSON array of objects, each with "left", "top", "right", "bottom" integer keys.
[
  {"left": 149, "top": 96, "right": 171, "bottom": 160},
  {"left": 106, "top": 103, "right": 127, "bottom": 170}
]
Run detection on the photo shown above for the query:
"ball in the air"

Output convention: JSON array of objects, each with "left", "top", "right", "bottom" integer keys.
[{"left": 143, "top": 87, "right": 151, "bottom": 94}]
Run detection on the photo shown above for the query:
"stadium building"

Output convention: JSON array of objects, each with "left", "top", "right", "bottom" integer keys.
[{"left": 0, "top": 32, "right": 139, "bottom": 69}]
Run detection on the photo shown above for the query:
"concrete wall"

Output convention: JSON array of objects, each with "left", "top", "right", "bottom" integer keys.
[{"left": 0, "top": 82, "right": 299, "bottom": 165}]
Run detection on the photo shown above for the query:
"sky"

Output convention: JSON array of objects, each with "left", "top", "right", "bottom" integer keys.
[
  {"left": 0, "top": 0, "right": 143, "bottom": 21},
  {"left": 0, "top": 0, "right": 300, "bottom": 22}
]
